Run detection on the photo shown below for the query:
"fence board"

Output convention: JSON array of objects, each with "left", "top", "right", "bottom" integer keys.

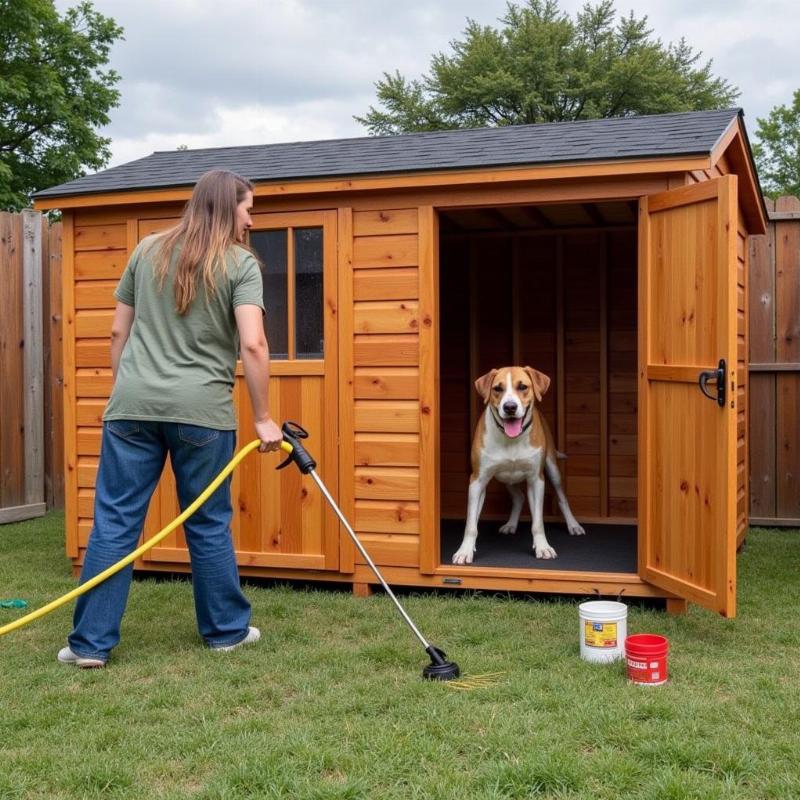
[
  {"left": 777, "top": 374, "right": 800, "bottom": 519},
  {"left": 0, "top": 213, "right": 25, "bottom": 509},
  {"left": 0, "top": 212, "right": 63, "bottom": 518},
  {"left": 44, "top": 221, "right": 64, "bottom": 507},
  {"left": 775, "top": 197, "right": 800, "bottom": 521},
  {"left": 749, "top": 196, "right": 800, "bottom": 526},
  {"left": 22, "top": 211, "right": 44, "bottom": 506}
]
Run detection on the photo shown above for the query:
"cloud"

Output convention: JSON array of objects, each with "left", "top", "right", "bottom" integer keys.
[
  {"left": 54, "top": 0, "right": 800, "bottom": 167},
  {"left": 108, "top": 97, "right": 370, "bottom": 165},
  {"left": 60, "top": 0, "right": 513, "bottom": 163}
]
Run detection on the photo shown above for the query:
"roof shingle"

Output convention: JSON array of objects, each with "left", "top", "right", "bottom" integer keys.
[{"left": 34, "top": 108, "right": 741, "bottom": 199}]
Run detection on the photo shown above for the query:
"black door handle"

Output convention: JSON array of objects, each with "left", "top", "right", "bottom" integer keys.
[{"left": 698, "top": 359, "right": 726, "bottom": 407}]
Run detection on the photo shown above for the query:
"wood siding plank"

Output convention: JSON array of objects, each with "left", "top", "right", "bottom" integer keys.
[
  {"left": 354, "top": 467, "right": 419, "bottom": 500},
  {"left": 75, "top": 281, "right": 117, "bottom": 309},
  {"left": 353, "top": 209, "right": 418, "bottom": 236},
  {"left": 354, "top": 268, "right": 418, "bottom": 301},
  {"left": 353, "top": 534, "right": 419, "bottom": 567},
  {"left": 353, "top": 301, "right": 419, "bottom": 334},
  {"left": 354, "top": 433, "right": 420, "bottom": 466},
  {"left": 74, "top": 224, "right": 126, "bottom": 250},
  {"left": 76, "top": 399, "right": 106, "bottom": 426},
  {"left": 354, "top": 400, "right": 420, "bottom": 432},
  {"left": 75, "top": 310, "right": 114, "bottom": 338},
  {"left": 354, "top": 335, "right": 418, "bottom": 366},
  {"left": 76, "top": 339, "right": 110, "bottom": 367},
  {"left": 352, "top": 234, "right": 418, "bottom": 268},
  {"left": 353, "top": 367, "right": 419, "bottom": 399},
  {"left": 74, "top": 249, "right": 127, "bottom": 280},
  {"left": 354, "top": 500, "right": 420, "bottom": 534}
]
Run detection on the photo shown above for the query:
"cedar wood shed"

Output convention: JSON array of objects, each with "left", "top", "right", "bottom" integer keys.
[{"left": 35, "top": 108, "right": 767, "bottom": 618}]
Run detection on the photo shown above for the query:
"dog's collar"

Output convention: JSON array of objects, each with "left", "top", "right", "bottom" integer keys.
[{"left": 489, "top": 405, "right": 533, "bottom": 438}]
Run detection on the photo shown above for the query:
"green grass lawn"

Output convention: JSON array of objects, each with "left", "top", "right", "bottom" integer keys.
[{"left": 1, "top": 512, "right": 799, "bottom": 800}]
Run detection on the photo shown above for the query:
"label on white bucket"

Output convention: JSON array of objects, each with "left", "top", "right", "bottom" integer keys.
[
  {"left": 584, "top": 620, "right": 618, "bottom": 648},
  {"left": 579, "top": 600, "right": 628, "bottom": 663}
]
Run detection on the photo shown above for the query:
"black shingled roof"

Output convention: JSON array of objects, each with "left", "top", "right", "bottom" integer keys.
[{"left": 34, "top": 108, "right": 741, "bottom": 199}]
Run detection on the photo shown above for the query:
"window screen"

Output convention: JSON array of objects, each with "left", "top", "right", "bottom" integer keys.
[
  {"left": 249, "top": 226, "right": 324, "bottom": 360},
  {"left": 250, "top": 229, "right": 288, "bottom": 359},
  {"left": 294, "top": 228, "right": 323, "bottom": 359}
]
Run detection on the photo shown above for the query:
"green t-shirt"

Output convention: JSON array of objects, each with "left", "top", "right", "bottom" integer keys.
[{"left": 103, "top": 237, "right": 264, "bottom": 430}]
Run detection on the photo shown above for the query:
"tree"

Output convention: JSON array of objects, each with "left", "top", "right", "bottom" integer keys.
[
  {"left": 356, "top": 0, "right": 738, "bottom": 135},
  {"left": 753, "top": 90, "right": 800, "bottom": 199},
  {"left": 0, "top": 0, "right": 123, "bottom": 210}
]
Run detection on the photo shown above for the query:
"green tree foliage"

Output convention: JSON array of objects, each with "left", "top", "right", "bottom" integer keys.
[
  {"left": 0, "top": 0, "right": 123, "bottom": 210},
  {"left": 753, "top": 90, "right": 800, "bottom": 199},
  {"left": 356, "top": 0, "right": 738, "bottom": 135}
]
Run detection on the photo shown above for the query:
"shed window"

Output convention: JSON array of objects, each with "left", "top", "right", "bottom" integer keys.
[{"left": 250, "top": 226, "right": 323, "bottom": 359}]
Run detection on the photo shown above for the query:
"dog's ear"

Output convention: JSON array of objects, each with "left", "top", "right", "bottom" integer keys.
[
  {"left": 524, "top": 367, "right": 551, "bottom": 402},
  {"left": 474, "top": 369, "right": 498, "bottom": 404}
]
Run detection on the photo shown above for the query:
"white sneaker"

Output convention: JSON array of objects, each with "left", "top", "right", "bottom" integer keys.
[
  {"left": 57, "top": 646, "right": 106, "bottom": 668},
  {"left": 213, "top": 626, "right": 261, "bottom": 652}
]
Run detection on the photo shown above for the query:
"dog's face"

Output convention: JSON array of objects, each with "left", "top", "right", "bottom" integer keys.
[{"left": 474, "top": 366, "right": 551, "bottom": 439}]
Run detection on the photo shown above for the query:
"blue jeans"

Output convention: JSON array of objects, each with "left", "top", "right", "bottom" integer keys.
[{"left": 68, "top": 420, "right": 251, "bottom": 661}]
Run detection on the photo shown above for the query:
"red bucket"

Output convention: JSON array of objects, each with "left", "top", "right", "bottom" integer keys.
[{"left": 625, "top": 634, "right": 669, "bottom": 685}]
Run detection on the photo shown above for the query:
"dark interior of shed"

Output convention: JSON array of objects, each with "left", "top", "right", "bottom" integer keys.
[{"left": 437, "top": 200, "right": 639, "bottom": 573}]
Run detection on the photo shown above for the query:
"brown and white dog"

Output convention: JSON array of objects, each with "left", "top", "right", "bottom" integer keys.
[{"left": 451, "top": 366, "right": 585, "bottom": 565}]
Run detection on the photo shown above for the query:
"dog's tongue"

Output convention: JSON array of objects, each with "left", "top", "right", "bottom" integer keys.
[{"left": 503, "top": 418, "right": 523, "bottom": 438}]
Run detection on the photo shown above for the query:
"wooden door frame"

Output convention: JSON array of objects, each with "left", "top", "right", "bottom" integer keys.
[
  {"left": 426, "top": 194, "right": 650, "bottom": 589},
  {"left": 248, "top": 208, "right": 340, "bottom": 569},
  {"left": 143, "top": 208, "right": 340, "bottom": 570}
]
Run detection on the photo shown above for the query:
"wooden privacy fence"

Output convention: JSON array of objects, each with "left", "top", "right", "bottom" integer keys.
[
  {"left": 0, "top": 210, "right": 63, "bottom": 523},
  {"left": 749, "top": 195, "right": 800, "bottom": 527}
]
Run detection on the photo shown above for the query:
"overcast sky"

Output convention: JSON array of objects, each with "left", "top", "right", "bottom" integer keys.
[{"left": 56, "top": 0, "right": 800, "bottom": 169}]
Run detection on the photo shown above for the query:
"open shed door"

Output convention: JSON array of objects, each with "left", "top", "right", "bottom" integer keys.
[{"left": 638, "top": 176, "right": 738, "bottom": 617}]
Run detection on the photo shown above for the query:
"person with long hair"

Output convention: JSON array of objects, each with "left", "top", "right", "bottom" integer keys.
[{"left": 57, "top": 170, "right": 282, "bottom": 668}]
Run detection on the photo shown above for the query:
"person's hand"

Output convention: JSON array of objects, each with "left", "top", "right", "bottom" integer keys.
[{"left": 254, "top": 417, "right": 283, "bottom": 453}]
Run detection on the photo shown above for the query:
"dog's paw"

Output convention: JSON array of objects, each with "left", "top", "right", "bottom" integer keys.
[
  {"left": 568, "top": 522, "right": 586, "bottom": 536},
  {"left": 452, "top": 546, "right": 476, "bottom": 565},
  {"left": 534, "top": 540, "right": 557, "bottom": 559},
  {"left": 498, "top": 522, "right": 517, "bottom": 535}
]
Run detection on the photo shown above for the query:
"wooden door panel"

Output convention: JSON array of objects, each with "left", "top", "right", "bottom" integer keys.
[
  {"left": 234, "top": 375, "right": 328, "bottom": 565},
  {"left": 639, "top": 176, "right": 738, "bottom": 616},
  {"left": 648, "top": 200, "right": 721, "bottom": 366},
  {"left": 647, "top": 382, "right": 726, "bottom": 598}
]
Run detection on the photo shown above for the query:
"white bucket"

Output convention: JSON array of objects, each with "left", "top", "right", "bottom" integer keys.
[{"left": 578, "top": 600, "right": 627, "bottom": 663}]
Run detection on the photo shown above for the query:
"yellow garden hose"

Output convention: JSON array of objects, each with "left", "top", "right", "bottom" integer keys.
[
  {"left": 2, "top": 422, "right": 461, "bottom": 680},
  {"left": 0, "top": 439, "right": 293, "bottom": 638}
]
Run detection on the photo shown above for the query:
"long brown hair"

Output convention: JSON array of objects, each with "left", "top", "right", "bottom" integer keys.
[{"left": 150, "top": 170, "right": 253, "bottom": 315}]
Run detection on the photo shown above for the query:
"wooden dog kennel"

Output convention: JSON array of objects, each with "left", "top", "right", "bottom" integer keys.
[{"left": 35, "top": 108, "right": 766, "bottom": 617}]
